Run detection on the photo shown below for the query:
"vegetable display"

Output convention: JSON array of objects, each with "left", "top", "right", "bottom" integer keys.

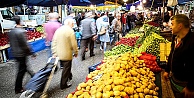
[
  {"left": 67, "top": 52, "right": 159, "bottom": 98},
  {"left": 104, "top": 45, "right": 133, "bottom": 57}
]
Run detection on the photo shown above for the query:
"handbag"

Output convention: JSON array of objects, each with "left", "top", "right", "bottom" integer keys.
[{"left": 99, "top": 26, "right": 106, "bottom": 35}]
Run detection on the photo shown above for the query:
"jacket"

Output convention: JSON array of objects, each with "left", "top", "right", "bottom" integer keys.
[
  {"left": 166, "top": 30, "right": 194, "bottom": 90},
  {"left": 111, "top": 18, "right": 122, "bottom": 33},
  {"left": 80, "top": 18, "right": 96, "bottom": 39},
  {"left": 51, "top": 25, "right": 78, "bottom": 61},
  {"left": 8, "top": 27, "right": 33, "bottom": 57}
]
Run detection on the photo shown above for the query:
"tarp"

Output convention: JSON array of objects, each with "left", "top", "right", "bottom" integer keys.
[
  {"left": 0, "top": 0, "right": 26, "bottom": 8},
  {"left": 0, "top": 0, "right": 105, "bottom": 8},
  {"left": 24, "top": 0, "right": 66, "bottom": 7}
]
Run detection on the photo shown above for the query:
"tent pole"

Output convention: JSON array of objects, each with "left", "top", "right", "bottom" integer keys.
[
  {"left": 115, "top": 0, "right": 117, "bottom": 15},
  {"left": 162, "top": 0, "right": 165, "bottom": 22}
]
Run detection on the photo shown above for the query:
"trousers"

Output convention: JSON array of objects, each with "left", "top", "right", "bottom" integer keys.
[
  {"left": 81, "top": 37, "right": 94, "bottom": 58},
  {"left": 60, "top": 60, "right": 72, "bottom": 89},
  {"left": 15, "top": 56, "right": 34, "bottom": 92}
]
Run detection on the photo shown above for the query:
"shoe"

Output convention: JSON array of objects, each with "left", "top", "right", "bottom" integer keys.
[
  {"left": 100, "top": 46, "right": 103, "bottom": 51},
  {"left": 90, "top": 54, "right": 95, "bottom": 57},
  {"left": 61, "top": 85, "right": 72, "bottom": 90},
  {"left": 15, "top": 89, "right": 24, "bottom": 94},
  {"left": 67, "top": 79, "right": 72, "bottom": 86},
  {"left": 61, "top": 79, "right": 72, "bottom": 90},
  {"left": 82, "top": 57, "right": 85, "bottom": 61},
  {"left": 60, "top": 66, "right": 63, "bottom": 69}
]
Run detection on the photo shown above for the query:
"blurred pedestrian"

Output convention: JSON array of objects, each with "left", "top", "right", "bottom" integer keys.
[
  {"left": 8, "top": 16, "right": 36, "bottom": 94},
  {"left": 44, "top": 12, "right": 61, "bottom": 58},
  {"left": 80, "top": 12, "right": 96, "bottom": 61},
  {"left": 52, "top": 18, "right": 78, "bottom": 89},
  {"left": 75, "top": 31, "right": 82, "bottom": 49}
]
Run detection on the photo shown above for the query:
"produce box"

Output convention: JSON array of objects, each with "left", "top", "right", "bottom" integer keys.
[{"left": 88, "top": 62, "right": 102, "bottom": 73}]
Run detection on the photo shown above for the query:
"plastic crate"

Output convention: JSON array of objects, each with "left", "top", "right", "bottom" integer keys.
[{"left": 88, "top": 62, "right": 102, "bottom": 73}]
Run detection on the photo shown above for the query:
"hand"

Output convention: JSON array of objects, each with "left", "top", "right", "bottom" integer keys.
[
  {"left": 163, "top": 72, "right": 169, "bottom": 80},
  {"left": 182, "top": 87, "right": 194, "bottom": 98},
  {"left": 73, "top": 54, "right": 78, "bottom": 57},
  {"left": 52, "top": 55, "right": 57, "bottom": 58},
  {"left": 45, "top": 41, "right": 50, "bottom": 46},
  {"left": 92, "top": 35, "right": 97, "bottom": 41},
  {"left": 31, "top": 54, "right": 36, "bottom": 59}
]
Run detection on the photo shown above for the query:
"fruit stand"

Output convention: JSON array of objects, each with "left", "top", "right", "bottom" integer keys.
[
  {"left": 0, "top": 26, "right": 45, "bottom": 62},
  {"left": 66, "top": 24, "right": 174, "bottom": 98}
]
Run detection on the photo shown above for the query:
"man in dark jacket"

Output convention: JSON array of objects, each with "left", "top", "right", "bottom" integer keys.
[
  {"left": 8, "top": 16, "right": 35, "bottom": 94},
  {"left": 163, "top": 14, "right": 194, "bottom": 98}
]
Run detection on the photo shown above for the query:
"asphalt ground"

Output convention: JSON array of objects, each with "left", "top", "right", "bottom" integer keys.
[{"left": 0, "top": 44, "right": 112, "bottom": 98}]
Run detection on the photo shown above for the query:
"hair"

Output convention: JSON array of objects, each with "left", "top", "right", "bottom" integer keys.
[
  {"left": 12, "top": 16, "right": 20, "bottom": 25},
  {"left": 48, "top": 12, "right": 59, "bottom": 19},
  {"left": 170, "top": 14, "right": 190, "bottom": 28},
  {"left": 63, "top": 18, "right": 74, "bottom": 26}
]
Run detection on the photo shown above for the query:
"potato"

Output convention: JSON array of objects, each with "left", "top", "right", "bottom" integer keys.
[
  {"left": 96, "top": 92, "right": 102, "bottom": 98},
  {"left": 72, "top": 94, "right": 77, "bottom": 98},
  {"left": 79, "top": 82, "right": 87, "bottom": 88},
  {"left": 136, "top": 88, "right": 143, "bottom": 93},
  {"left": 121, "top": 92, "right": 127, "bottom": 97},
  {"left": 114, "top": 91, "right": 121, "bottom": 96},
  {"left": 144, "top": 88, "right": 149, "bottom": 94},
  {"left": 149, "top": 90, "right": 154, "bottom": 95},
  {"left": 67, "top": 93, "right": 73, "bottom": 98},
  {"left": 103, "top": 91, "right": 111, "bottom": 98},
  {"left": 134, "top": 94, "right": 139, "bottom": 98},
  {"left": 139, "top": 93, "right": 145, "bottom": 98},
  {"left": 75, "top": 90, "right": 83, "bottom": 96},
  {"left": 153, "top": 91, "right": 158, "bottom": 96}
]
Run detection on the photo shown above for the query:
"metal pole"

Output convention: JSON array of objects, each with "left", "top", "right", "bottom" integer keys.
[
  {"left": 162, "top": 0, "right": 165, "bottom": 22},
  {"left": 115, "top": 0, "right": 117, "bottom": 15}
]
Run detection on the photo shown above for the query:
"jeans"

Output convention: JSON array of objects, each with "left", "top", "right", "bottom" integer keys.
[
  {"left": 46, "top": 41, "right": 52, "bottom": 58},
  {"left": 77, "top": 39, "right": 81, "bottom": 49},
  {"left": 100, "top": 42, "right": 107, "bottom": 52},
  {"left": 109, "top": 34, "right": 115, "bottom": 45}
]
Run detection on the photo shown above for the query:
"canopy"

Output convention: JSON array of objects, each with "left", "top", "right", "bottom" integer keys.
[
  {"left": 0, "top": 0, "right": 26, "bottom": 8},
  {"left": 0, "top": 0, "right": 105, "bottom": 8},
  {"left": 24, "top": 0, "right": 66, "bottom": 7}
]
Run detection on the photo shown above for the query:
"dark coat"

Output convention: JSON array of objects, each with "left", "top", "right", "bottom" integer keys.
[
  {"left": 8, "top": 27, "right": 33, "bottom": 57},
  {"left": 166, "top": 30, "right": 194, "bottom": 90}
]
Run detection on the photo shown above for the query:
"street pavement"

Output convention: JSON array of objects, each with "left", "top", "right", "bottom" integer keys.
[{"left": 0, "top": 44, "right": 112, "bottom": 98}]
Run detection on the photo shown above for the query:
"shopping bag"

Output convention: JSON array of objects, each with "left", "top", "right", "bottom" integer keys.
[{"left": 99, "top": 26, "right": 106, "bottom": 35}]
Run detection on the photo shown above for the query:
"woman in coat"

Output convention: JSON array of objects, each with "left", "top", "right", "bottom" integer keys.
[{"left": 98, "top": 16, "right": 110, "bottom": 52}]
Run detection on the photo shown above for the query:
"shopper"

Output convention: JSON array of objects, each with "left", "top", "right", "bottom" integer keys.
[
  {"left": 8, "top": 16, "right": 36, "bottom": 94},
  {"left": 51, "top": 18, "right": 78, "bottom": 89},
  {"left": 80, "top": 12, "right": 96, "bottom": 61},
  {"left": 98, "top": 16, "right": 110, "bottom": 52},
  {"left": 163, "top": 14, "right": 194, "bottom": 98},
  {"left": 96, "top": 12, "right": 109, "bottom": 50},
  {"left": 44, "top": 12, "right": 61, "bottom": 58},
  {"left": 111, "top": 13, "right": 122, "bottom": 43}
]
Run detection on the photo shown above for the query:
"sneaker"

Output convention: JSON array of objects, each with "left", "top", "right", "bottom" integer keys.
[
  {"left": 100, "top": 46, "right": 103, "bottom": 51},
  {"left": 90, "top": 54, "right": 95, "bottom": 57},
  {"left": 67, "top": 79, "right": 72, "bottom": 86}
]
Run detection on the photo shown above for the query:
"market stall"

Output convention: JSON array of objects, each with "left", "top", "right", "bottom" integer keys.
[
  {"left": 65, "top": 23, "right": 175, "bottom": 98},
  {"left": 0, "top": 27, "right": 45, "bottom": 62}
]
